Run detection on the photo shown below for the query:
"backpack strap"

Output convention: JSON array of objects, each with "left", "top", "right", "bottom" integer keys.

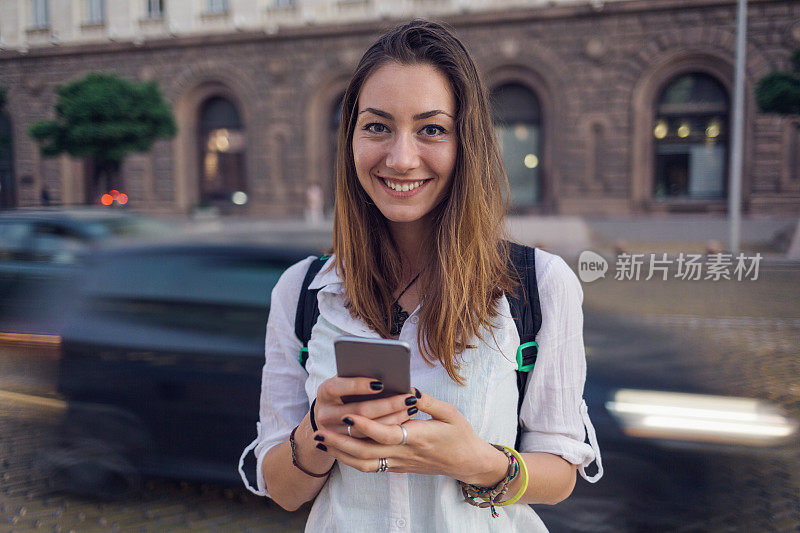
[
  {"left": 294, "top": 255, "right": 328, "bottom": 371},
  {"left": 505, "top": 241, "right": 542, "bottom": 450}
]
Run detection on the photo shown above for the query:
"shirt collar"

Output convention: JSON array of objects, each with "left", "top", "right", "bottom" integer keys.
[{"left": 307, "top": 256, "right": 343, "bottom": 291}]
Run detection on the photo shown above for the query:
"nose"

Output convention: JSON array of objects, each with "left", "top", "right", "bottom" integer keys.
[{"left": 384, "top": 133, "right": 420, "bottom": 174}]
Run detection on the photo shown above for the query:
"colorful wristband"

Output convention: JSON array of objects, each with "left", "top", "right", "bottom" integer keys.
[{"left": 495, "top": 445, "right": 529, "bottom": 507}]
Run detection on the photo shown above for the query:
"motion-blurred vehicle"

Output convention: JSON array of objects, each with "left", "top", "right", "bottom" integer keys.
[
  {"left": 536, "top": 311, "right": 798, "bottom": 532},
  {"left": 52, "top": 242, "right": 798, "bottom": 531},
  {"left": 0, "top": 208, "right": 173, "bottom": 333},
  {"left": 52, "top": 242, "right": 314, "bottom": 498}
]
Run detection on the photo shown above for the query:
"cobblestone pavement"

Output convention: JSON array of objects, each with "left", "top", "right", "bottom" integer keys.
[
  {"left": 620, "top": 314, "right": 800, "bottom": 409},
  {"left": 0, "top": 392, "right": 311, "bottom": 532},
  {"left": 1, "top": 263, "right": 798, "bottom": 532},
  {"left": 577, "top": 312, "right": 800, "bottom": 532},
  {"left": 581, "top": 263, "right": 800, "bottom": 411},
  {"left": 0, "top": 341, "right": 310, "bottom": 533},
  {"left": 575, "top": 262, "right": 800, "bottom": 532}
]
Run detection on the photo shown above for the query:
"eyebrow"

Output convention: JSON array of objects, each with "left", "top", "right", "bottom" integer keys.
[{"left": 358, "top": 107, "right": 454, "bottom": 121}]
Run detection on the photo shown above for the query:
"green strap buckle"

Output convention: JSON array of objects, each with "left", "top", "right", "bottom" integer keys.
[
  {"left": 299, "top": 346, "right": 309, "bottom": 366},
  {"left": 516, "top": 341, "right": 538, "bottom": 372}
]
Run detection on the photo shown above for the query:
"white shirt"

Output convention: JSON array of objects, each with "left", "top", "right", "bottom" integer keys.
[{"left": 239, "top": 248, "right": 603, "bottom": 532}]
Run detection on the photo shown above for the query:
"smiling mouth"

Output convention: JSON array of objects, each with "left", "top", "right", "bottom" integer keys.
[{"left": 379, "top": 177, "right": 431, "bottom": 192}]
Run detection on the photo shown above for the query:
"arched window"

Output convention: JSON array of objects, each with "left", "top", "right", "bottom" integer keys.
[
  {"left": 789, "top": 121, "right": 800, "bottom": 184},
  {"left": 0, "top": 112, "right": 15, "bottom": 208},
  {"left": 653, "top": 73, "right": 728, "bottom": 199},
  {"left": 490, "top": 83, "right": 542, "bottom": 209},
  {"left": 326, "top": 93, "right": 344, "bottom": 209},
  {"left": 198, "top": 96, "right": 246, "bottom": 209},
  {"left": 588, "top": 121, "right": 608, "bottom": 188}
]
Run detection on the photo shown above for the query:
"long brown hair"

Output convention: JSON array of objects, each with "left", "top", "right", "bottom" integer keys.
[{"left": 332, "top": 19, "right": 518, "bottom": 384}]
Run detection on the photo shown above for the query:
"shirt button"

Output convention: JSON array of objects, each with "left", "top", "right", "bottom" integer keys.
[
  {"left": 396, "top": 518, "right": 407, "bottom": 528},
  {"left": 410, "top": 316, "right": 419, "bottom": 324}
]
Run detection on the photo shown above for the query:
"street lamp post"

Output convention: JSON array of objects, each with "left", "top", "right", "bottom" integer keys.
[{"left": 728, "top": 0, "right": 747, "bottom": 254}]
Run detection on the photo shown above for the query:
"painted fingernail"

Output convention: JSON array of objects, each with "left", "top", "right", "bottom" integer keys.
[
  {"left": 342, "top": 416, "right": 354, "bottom": 426},
  {"left": 316, "top": 443, "right": 327, "bottom": 451},
  {"left": 370, "top": 381, "right": 383, "bottom": 391},
  {"left": 314, "top": 434, "right": 325, "bottom": 442},
  {"left": 407, "top": 406, "right": 418, "bottom": 416},
  {"left": 405, "top": 396, "right": 417, "bottom": 406},
  {"left": 414, "top": 387, "right": 422, "bottom": 399}
]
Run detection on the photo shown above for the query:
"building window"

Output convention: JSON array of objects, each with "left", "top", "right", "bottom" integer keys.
[
  {"left": 146, "top": 0, "right": 164, "bottom": 18},
  {"left": 329, "top": 94, "right": 343, "bottom": 160},
  {"left": 206, "top": 0, "right": 229, "bottom": 14},
  {"left": 327, "top": 94, "right": 344, "bottom": 210},
  {"left": 0, "top": 112, "right": 15, "bottom": 208},
  {"left": 273, "top": 0, "right": 296, "bottom": 7},
  {"left": 199, "top": 96, "right": 246, "bottom": 210},
  {"left": 490, "top": 83, "right": 542, "bottom": 209},
  {"left": 588, "top": 121, "right": 608, "bottom": 188},
  {"left": 653, "top": 73, "right": 729, "bottom": 199},
  {"left": 30, "top": 0, "right": 49, "bottom": 28},
  {"left": 85, "top": 0, "right": 105, "bottom": 24},
  {"left": 791, "top": 122, "right": 800, "bottom": 183}
]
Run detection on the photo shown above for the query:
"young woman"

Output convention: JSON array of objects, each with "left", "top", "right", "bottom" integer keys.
[{"left": 240, "top": 19, "right": 602, "bottom": 531}]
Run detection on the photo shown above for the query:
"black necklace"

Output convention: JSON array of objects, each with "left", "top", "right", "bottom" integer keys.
[{"left": 389, "top": 272, "right": 421, "bottom": 336}]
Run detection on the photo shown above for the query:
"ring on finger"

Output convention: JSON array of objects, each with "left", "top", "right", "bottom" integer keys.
[
  {"left": 398, "top": 424, "right": 408, "bottom": 446},
  {"left": 376, "top": 457, "right": 389, "bottom": 473},
  {"left": 347, "top": 425, "right": 352, "bottom": 438}
]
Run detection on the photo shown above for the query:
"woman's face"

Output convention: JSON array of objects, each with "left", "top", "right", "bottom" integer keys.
[{"left": 352, "top": 62, "right": 457, "bottom": 227}]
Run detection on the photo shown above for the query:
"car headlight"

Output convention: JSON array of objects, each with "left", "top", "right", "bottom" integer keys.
[{"left": 606, "top": 389, "right": 798, "bottom": 446}]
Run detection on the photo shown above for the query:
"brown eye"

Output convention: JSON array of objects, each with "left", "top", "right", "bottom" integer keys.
[
  {"left": 421, "top": 125, "right": 446, "bottom": 136},
  {"left": 365, "top": 123, "right": 389, "bottom": 134}
]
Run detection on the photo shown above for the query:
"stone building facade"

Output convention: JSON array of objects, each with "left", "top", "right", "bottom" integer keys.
[{"left": 0, "top": 0, "right": 798, "bottom": 216}]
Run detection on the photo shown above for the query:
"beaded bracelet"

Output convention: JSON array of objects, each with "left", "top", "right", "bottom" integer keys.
[
  {"left": 494, "top": 445, "right": 529, "bottom": 507},
  {"left": 458, "top": 445, "right": 519, "bottom": 518},
  {"left": 289, "top": 425, "right": 334, "bottom": 478}
]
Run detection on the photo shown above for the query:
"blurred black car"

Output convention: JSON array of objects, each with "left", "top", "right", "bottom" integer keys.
[
  {"left": 52, "top": 242, "right": 798, "bottom": 531},
  {"left": 53, "top": 243, "right": 314, "bottom": 498},
  {"left": 0, "top": 208, "right": 173, "bottom": 333}
]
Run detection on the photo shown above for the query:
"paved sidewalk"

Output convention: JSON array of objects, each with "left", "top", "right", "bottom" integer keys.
[
  {"left": 0, "top": 393, "right": 311, "bottom": 532},
  {"left": 1, "top": 215, "right": 797, "bottom": 531},
  {"left": 588, "top": 261, "right": 800, "bottom": 530},
  {"left": 581, "top": 261, "right": 800, "bottom": 408},
  {"left": 178, "top": 213, "right": 799, "bottom": 261}
]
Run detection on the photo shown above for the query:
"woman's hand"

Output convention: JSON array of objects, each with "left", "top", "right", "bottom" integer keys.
[
  {"left": 311, "top": 389, "right": 506, "bottom": 485},
  {"left": 314, "top": 377, "right": 419, "bottom": 439}
]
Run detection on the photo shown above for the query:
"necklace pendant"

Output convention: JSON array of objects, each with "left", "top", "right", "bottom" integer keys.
[
  {"left": 390, "top": 302, "right": 410, "bottom": 336},
  {"left": 388, "top": 271, "right": 421, "bottom": 336}
]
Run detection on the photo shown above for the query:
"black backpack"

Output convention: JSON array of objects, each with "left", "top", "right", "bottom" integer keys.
[{"left": 294, "top": 242, "right": 541, "bottom": 450}]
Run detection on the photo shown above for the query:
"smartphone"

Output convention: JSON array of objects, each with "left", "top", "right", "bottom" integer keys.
[{"left": 334, "top": 336, "right": 411, "bottom": 404}]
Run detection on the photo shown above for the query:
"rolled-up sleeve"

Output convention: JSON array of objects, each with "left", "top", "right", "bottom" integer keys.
[
  {"left": 239, "top": 256, "right": 315, "bottom": 497},
  {"left": 518, "top": 252, "right": 603, "bottom": 483}
]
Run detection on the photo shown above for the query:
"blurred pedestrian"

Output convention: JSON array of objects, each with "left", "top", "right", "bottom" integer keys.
[
  {"left": 305, "top": 183, "right": 324, "bottom": 226},
  {"left": 40, "top": 186, "right": 50, "bottom": 206},
  {"left": 240, "top": 19, "right": 601, "bottom": 531}
]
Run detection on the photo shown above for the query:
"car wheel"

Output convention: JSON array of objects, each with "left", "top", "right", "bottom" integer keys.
[{"left": 38, "top": 439, "right": 142, "bottom": 500}]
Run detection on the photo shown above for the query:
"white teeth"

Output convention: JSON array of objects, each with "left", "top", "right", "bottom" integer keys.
[{"left": 383, "top": 179, "right": 425, "bottom": 192}]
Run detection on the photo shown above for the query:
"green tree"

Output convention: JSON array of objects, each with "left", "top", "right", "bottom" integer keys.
[
  {"left": 29, "top": 72, "right": 177, "bottom": 203},
  {"left": 755, "top": 49, "right": 800, "bottom": 116},
  {"left": 756, "top": 50, "right": 800, "bottom": 260}
]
